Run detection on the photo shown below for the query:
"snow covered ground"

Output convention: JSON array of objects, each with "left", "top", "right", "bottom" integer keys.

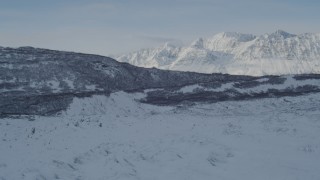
[{"left": 1, "top": 91, "right": 320, "bottom": 180}]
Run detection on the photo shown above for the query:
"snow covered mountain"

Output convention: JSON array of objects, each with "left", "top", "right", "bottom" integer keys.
[{"left": 117, "top": 30, "right": 320, "bottom": 76}]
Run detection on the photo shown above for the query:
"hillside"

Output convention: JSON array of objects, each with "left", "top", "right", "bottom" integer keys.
[
  {"left": 1, "top": 46, "right": 320, "bottom": 116},
  {"left": 1, "top": 46, "right": 320, "bottom": 180}
]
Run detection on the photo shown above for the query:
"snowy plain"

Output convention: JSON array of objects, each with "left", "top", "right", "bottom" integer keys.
[{"left": 1, "top": 91, "right": 320, "bottom": 180}]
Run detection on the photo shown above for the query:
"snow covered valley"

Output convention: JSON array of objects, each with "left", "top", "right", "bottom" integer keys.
[{"left": 1, "top": 91, "right": 320, "bottom": 180}]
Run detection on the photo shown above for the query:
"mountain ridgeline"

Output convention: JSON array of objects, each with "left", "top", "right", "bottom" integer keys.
[
  {"left": 117, "top": 30, "right": 320, "bottom": 76},
  {"left": 1, "top": 46, "right": 320, "bottom": 116}
]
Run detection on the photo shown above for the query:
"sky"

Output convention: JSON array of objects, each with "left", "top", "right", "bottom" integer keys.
[{"left": 0, "top": 0, "right": 320, "bottom": 56}]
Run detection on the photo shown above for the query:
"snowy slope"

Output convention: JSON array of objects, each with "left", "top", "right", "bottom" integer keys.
[
  {"left": 1, "top": 45, "right": 320, "bottom": 180},
  {"left": 1, "top": 91, "right": 320, "bottom": 180},
  {"left": 117, "top": 30, "right": 320, "bottom": 76}
]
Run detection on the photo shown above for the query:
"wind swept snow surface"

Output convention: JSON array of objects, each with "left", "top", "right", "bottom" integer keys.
[{"left": 1, "top": 92, "right": 320, "bottom": 180}]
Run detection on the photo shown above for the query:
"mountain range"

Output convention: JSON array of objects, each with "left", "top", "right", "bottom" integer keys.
[{"left": 116, "top": 30, "right": 320, "bottom": 76}]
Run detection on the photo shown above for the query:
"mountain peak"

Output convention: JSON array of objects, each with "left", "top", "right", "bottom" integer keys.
[
  {"left": 213, "top": 32, "right": 256, "bottom": 42},
  {"left": 191, "top": 38, "right": 204, "bottom": 48},
  {"left": 270, "top": 30, "right": 296, "bottom": 38},
  {"left": 214, "top": 32, "right": 241, "bottom": 39},
  {"left": 220, "top": 32, "right": 241, "bottom": 37},
  {"left": 162, "top": 42, "right": 176, "bottom": 48}
]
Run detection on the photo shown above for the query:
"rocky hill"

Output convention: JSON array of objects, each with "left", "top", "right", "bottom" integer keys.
[{"left": 1, "top": 46, "right": 320, "bottom": 116}]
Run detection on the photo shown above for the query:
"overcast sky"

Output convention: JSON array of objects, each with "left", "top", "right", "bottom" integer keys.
[{"left": 0, "top": 0, "right": 319, "bottom": 56}]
